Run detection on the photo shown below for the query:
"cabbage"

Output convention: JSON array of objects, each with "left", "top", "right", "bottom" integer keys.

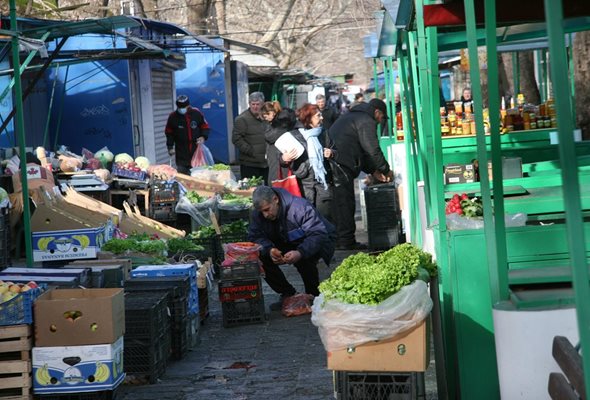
[
  {"left": 95, "top": 149, "right": 114, "bottom": 163},
  {"left": 114, "top": 153, "right": 133, "bottom": 164},
  {"left": 134, "top": 156, "right": 151, "bottom": 171}
]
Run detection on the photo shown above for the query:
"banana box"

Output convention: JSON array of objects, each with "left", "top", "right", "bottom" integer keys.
[
  {"left": 31, "top": 202, "right": 112, "bottom": 262},
  {"left": 32, "top": 336, "right": 124, "bottom": 394}
]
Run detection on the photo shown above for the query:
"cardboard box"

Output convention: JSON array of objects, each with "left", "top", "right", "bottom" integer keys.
[
  {"left": 487, "top": 157, "right": 523, "bottom": 180},
  {"left": 327, "top": 319, "right": 429, "bottom": 372},
  {"left": 11, "top": 163, "right": 54, "bottom": 192},
  {"left": 34, "top": 288, "right": 124, "bottom": 347},
  {"left": 444, "top": 163, "right": 476, "bottom": 184},
  {"left": 32, "top": 336, "right": 124, "bottom": 394}
]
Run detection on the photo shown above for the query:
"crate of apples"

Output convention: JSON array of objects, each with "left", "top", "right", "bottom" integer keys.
[{"left": 0, "top": 280, "right": 39, "bottom": 303}]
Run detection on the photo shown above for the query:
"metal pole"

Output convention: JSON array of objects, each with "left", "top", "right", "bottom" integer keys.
[
  {"left": 10, "top": 0, "right": 33, "bottom": 266},
  {"left": 43, "top": 63, "right": 60, "bottom": 148}
]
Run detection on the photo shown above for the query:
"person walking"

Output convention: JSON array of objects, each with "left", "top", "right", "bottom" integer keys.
[
  {"left": 349, "top": 92, "right": 365, "bottom": 110},
  {"left": 328, "top": 98, "right": 393, "bottom": 250},
  {"left": 248, "top": 186, "right": 336, "bottom": 309},
  {"left": 232, "top": 92, "right": 269, "bottom": 183},
  {"left": 262, "top": 102, "right": 297, "bottom": 184},
  {"left": 165, "top": 95, "right": 210, "bottom": 174},
  {"left": 315, "top": 94, "right": 338, "bottom": 131},
  {"left": 281, "top": 103, "right": 336, "bottom": 222}
]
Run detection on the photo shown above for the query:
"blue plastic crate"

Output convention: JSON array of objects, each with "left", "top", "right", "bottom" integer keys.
[{"left": 0, "top": 286, "right": 43, "bottom": 326}]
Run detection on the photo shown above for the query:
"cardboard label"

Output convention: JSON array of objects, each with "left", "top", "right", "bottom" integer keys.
[
  {"left": 444, "top": 163, "right": 475, "bottom": 184},
  {"left": 32, "top": 226, "right": 107, "bottom": 262},
  {"left": 218, "top": 279, "right": 261, "bottom": 302},
  {"left": 32, "top": 336, "right": 124, "bottom": 394}
]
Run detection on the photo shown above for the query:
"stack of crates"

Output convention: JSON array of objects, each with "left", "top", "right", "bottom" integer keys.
[
  {"left": 364, "top": 184, "right": 402, "bottom": 250},
  {"left": 123, "top": 292, "right": 170, "bottom": 383},
  {"left": 333, "top": 371, "right": 423, "bottom": 400},
  {"left": 149, "top": 180, "right": 180, "bottom": 222},
  {"left": 0, "top": 207, "right": 10, "bottom": 270},
  {"left": 124, "top": 276, "right": 194, "bottom": 359},
  {"left": 218, "top": 262, "right": 265, "bottom": 328}
]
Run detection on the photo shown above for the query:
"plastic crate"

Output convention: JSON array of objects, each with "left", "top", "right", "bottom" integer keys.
[
  {"left": 124, "top": 335, "right": 170, "bottom": 384},
  {"left": 169, "top": 319, "right": 189, "bottom": 360},
  {"left": 367, "top": 225, "right": 402, "bottom": 251},
  {"left": 217, "top": 207, "right": 251, "bottom": 225},
  {"left": 189, "top": 235, "right": 220, "bottom": 262},
  {"left": 0, "top": 287, "right": 43, "bottom": 326},
  {"left": 0, "top": 207, "right": 10, "bottom": 270},
  {"left": 124, "top": 278, "right": 190, "bottom": 324},
  {"left": 364, "top": 184, "right": 400, "bottom": 210},
  {"left": 334, "top": 371, "right": 419, "bottom": 400},
  {"left": 124, "top": 292, "right": 169, "bottom": 340},
  {"left": 148, "top": 201, "right": 177, "bottom": 222},
  {"left": 35, "top": 389, "right": 118, "bottom": 400},
  {"left": 218, "top": 262, "right": 261, "bottom": 281},
  {"left": 198, "top": 286, "right": 209, "bottom": 323},
  {"left": 150, "top": 180, "right": 179, "bottom": 203},
  {"left": 215, "top": 232, "right": 251, "bottom": 267},
  {"left": 111, "top": 164, "right": 146, "bottom": 181},
  {"left": 218, "top": 278, "right": 265, "bottom": 328}
]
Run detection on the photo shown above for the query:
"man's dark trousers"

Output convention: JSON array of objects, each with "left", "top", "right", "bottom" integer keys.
[
  {"left": 333, "top": 170, "right": 357, "bottom": 247},
  {"left": 260, "top": 253, "right": 320, "bottom": 297}
]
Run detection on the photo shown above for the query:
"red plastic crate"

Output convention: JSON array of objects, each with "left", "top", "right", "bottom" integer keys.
[{"left": 218, "top": 278, "right": 262, "bottom": 303}]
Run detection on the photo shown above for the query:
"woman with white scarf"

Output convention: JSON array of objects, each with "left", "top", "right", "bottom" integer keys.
[{"left": 280, "top": 103, "right": 337, "bottom": 222}]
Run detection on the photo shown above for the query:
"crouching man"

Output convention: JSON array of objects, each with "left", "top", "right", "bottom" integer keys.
[{"left": 248, "top": 186, "right": 336, "bottom": 310}]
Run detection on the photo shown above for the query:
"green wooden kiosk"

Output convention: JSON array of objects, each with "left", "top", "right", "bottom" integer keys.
[{"left": 374, "top": 1, "right": 590, "bottom": 398}]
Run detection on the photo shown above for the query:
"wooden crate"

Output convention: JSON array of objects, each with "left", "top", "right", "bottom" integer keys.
[{"left": 0, "top": 324, "right": 32, "bottom": 400}]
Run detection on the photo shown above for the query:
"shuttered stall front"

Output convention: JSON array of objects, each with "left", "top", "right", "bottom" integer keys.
[{"left": 151, "top": 68, "right": 175, "bottom": 166}]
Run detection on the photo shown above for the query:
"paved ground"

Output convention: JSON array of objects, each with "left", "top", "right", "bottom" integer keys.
[{"left": 117, "top": 251, "right": 439, "bottom": 400}]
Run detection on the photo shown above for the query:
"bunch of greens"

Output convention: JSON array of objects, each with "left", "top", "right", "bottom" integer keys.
[
  {"left": 209, "top": 164, "right": 230, "bottom": 171},
  {"left": 185, "top": 191, "right": 206, "bottom": 204},
  {"left": 190, "top": 225, "right": 217, "bottom": 239},
  {"left": 220, "top": 193, "right": 252, "bottom": 207},
  {"left": 102, "top": 237, "right": 167, "bottom": 255},
  {"left": 319, "top": 243, "right": 437, "bottom": 305},
  {"left": 221, "top": 220, "right": 249, "bottom": 235},
  {"left": 166, "top": 238, "right": 205, "bottom": 254},
  {"left": 247, "top": 176, "right": 264, "bottom": 187}
]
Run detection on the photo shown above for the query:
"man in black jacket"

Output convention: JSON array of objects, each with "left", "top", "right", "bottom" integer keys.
[
  {"left": 315, "top": 94, "right": 338, "bottom": 131},
  {"left": 165, "top": 95, "right": 210, "bottom": 174},
  {"left": 248, "top": 186, "right": 335, "bottom": 309},
  {"left": 328, "top": 98, "right": 393, "bottom": 250}
]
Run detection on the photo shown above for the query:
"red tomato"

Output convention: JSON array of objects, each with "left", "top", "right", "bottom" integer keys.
[
  {"left": 453, "top": 194, "right": 460, "bottom": 202},
  {"left": 461, "top": 193, "right": 469, "bottom": 200}
]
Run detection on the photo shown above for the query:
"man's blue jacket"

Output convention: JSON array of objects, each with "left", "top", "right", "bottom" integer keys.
[{"left": 248, "top": 188, "right": 336, "bottom": 265}]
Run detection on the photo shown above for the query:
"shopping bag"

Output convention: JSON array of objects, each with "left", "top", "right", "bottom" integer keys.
[
  {"left": 271, "top": 167, "right": 301, "bottom": 197},
  {"left": 191, "top": 143, "right": 214, "bottom": 168}
]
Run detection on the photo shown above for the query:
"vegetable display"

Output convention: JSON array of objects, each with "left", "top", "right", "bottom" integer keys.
[
  {"left": 445, "top": 193, "right": 483, "bottom": 217},
  {"left": 185, "top": 191, "right": 206, "bottom": 204},
  {"left": 189, "top": 220, "right": 249, "bottom": 239},
  {"left": 166, "top": 238, "right": 205, "bottom": 254},
  {"left": 102, "top": 237, "right": 166, "bottom": 255},
  {"left": 209, "top": 164, "right": 230, "bottom": 171},
  {"left": 318, "top": 243, "right": 437, "bottom": 305},
  {"left": 220, "top": 193, "right": 252, "bottom": 207}
]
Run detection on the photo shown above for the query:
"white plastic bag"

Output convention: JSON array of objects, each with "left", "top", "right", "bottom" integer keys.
[
  {"left": 311, "top": 280, "right": 433, "bottom": 352},
  {"left": 175, "top": 195, "right": 218, "bottom": 227},
  {"left": 446, "top": 212, "right": 527, "bottom": 230}
]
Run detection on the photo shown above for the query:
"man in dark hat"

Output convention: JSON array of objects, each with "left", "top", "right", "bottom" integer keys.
[
  {"left": 165, "top": 95, "right": 210, "bottom": 174},
  {"left": 328, "top": 97, "right": 393, "bottom": 250}
]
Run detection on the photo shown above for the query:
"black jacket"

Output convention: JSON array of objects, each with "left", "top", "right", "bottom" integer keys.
[
  {"left": 319, "top": 107, "right": 338, "bottom": 131},
  {"left": 248, "top": 188, "right": 335, "bottom": 264},
  {"left": 327, "top": 102, "right": 390, "bottom": 178},
  {"left": 165, "top": 107, "right": 209, "bottom": 168},
  {"left": 232, "top": 109, "right": 268, "bottom": 168}
]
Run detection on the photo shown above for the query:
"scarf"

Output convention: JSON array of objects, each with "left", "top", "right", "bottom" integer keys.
[{"left": 299, "top": 127, "right": 328, "bottom": 190}]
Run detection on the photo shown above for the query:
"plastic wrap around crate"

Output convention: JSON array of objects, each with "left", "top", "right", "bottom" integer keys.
[
  {"left": 150, "top": 180, "right": 179, "bottom": 203},
  {"left": 0, "top": 207, "right": 10, "bottom": 270},
  {"left": 219, "top": 262, "right": 260, "bottom": 281},
  {"left": 215, "top": 232, "right": 250, "bottom": 267},
  {"left": 111, "top": 165, "right": 146, "bottom": 181},
  {"left": 0, "top": 287, "right": 43, "bottom": 326},
  {"left": 35, "top": 389, "right": 119, "bottom": 400},
  {"left": 124, "top": 292, "right": 169, "bottom": 340},
  {"left": 217, "top": 206, "right": 251, "bottom": 225},
  {"left": 218, "top": 278, "right": 265, "bottom": 328},
  {"left": 334, "top": 371, "right": 419, "bottom": 400},
  {"left": 124, "top": 335, "right": 170, "bottom": 384}
]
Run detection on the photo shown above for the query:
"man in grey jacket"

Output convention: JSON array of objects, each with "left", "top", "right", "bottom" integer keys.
[{"left": 232, "top": 92, "right": 269, "bottom": 183}]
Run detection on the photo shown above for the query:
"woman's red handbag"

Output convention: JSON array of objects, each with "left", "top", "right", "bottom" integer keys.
[{"left": 271, "top": 167, "right": 302, "bottom": 197}]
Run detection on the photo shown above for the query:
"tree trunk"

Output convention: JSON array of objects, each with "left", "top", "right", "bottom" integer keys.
[
  {"left": 213, "top": 0, "right": 227, "bottom": 34},
  {"left": 518, "top": 51, "right": 540, "bottom": 105},
  {"left": 574, "top": 31, "right": 590, "bottom": 140}
]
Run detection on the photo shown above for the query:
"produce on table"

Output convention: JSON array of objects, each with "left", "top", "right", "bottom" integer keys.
[
  {"left": 445, "top": 193, "right": 484, "bottom": 217},
  {"left": 114, "top": 161, "right": 142, "bottom": 173},
  {"left": 85, "top": 157, "right": 102, "bottom": 170},
  {"left": 58, "top": 155, "right": 82, "bottom": 172},
  {"left": 134, "top": 156, "right": 151, "bottom": 171},
  {"left": 0, "top": 279, "right": 39, "bottom": 303},
  {"left": 319, "top": 243, "right": 437, "bottom": 305},
  {"left": 102, "top": 235, "right": 167, "bottom": 256},
  {"left": 189, "top": 220, "right": 248, "bottom": 239},
  {"left": 166, "top": 238, "right": 205, "bottom": 255},
  {"left": 220, "top": 193, "right": 252, "bottom": 207},
  {"left": 209, "top": 164, "right": 230, "bottom": 171},
  {"left": 94, "top": 169, "right": 111, "bottom": 182},
  {"left": 95, "top": 149, "right": 114, "bottom": 163},
  {"left": 185, "top": 191, "right": 206, "bottom": 204},
  {"left": 147, "top": 164, "right": 177, "bottom": 180},
  {"left": 114, "top": 153, "right": 134, "bottom": 164}
]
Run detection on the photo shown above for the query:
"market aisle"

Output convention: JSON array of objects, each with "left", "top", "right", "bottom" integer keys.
[{"left": 117, "top": 189, "right": 440, "bottom": 399}]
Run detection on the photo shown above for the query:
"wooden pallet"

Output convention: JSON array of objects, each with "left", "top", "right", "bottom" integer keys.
[{"left": 0, "top": 325, "right": 32, "bottom": 400}]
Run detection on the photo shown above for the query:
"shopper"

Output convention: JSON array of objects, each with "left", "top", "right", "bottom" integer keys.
[
  {"left": 315, "top": 94, "right": 338, "bottom": 131},
  {"left": 263, "top": 104, "right": 297, "bottom": 184},
  {"left": 328, "top": 98, "right": 393, "bottom": 250},
  {"left": 165, "top": 95, "right": 210, "bottom": 174},
  {"left": 281, "top": 103, "right": 336, "bottom": 222},
  {"left": 232, "top": 92, "right": 269, "bottom": 183},
  {"left": 248, "top": 186, "right": 335, "bottom": 309}
]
